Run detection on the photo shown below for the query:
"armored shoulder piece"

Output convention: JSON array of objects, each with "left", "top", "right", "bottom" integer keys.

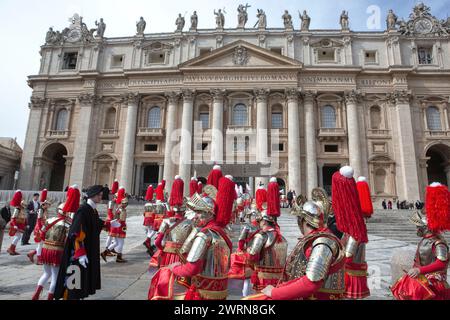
[
  {"left": 434, "top": 240, "right": 449, "bottom": 262},
  {"left": 345, "top": 236, "right": 359, "bottom": 258},
  {"left": 108, "top": 201, "right": 115, "bottom": 210},
  {"left": 248, "top": 232, "right": 267, "bottom": 255},
  {"left": 238, "top": 225, "right": 251, "bottom": 241},
  {"left": 306, "top": 237, "right": 339, "bottom": 282},
  {"left": 158, "top": 218, "right": 170, "bottom": 234},
  {"left": 12, "top": 208, "right": 20, "bottom": 219},
  {"left": 187, "top": 231, "right": 211, "bottom": 263},
  {"left": 265, "top": 230, "right": 277, "bottom": 248},
  {"left": 180, "top": 226, "right": 200, "bottom": 255}
]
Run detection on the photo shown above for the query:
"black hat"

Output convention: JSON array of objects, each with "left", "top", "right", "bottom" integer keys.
[{"left": 86, "top": 185, "right": 105, "bottom": 198}]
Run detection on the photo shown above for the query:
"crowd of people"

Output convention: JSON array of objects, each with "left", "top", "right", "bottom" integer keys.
[
  {"left": 0, "top": 165, "right": 449, "bottom": 301},
  {"left": 381, "top": 199, "right": 425, "bottom": 210}
]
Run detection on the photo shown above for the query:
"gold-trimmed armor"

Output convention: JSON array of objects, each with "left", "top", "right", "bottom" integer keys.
[
  {"left": 344, "top": 236, "right": 366, "bottom": 264},
  {"left": 42, "top": 217, "right": 71, "bottom": 249},
  {"left": 159, "top": 218, "right": 194, "bottom": 250},
  {"left": 118, "top": 207, "right": 127, "bottom": 221},
  {"left": 185, "top": 229, "right": 231, "bottom": 300},
  {"left": 248, "top": 230, "right": 288, "bottom": 267},
  {"left": 284, "top": 231, "right": 345, "bottom": 299},
  {"left": 108, "top": 200, "right": 116, "bottom": 210},
  {"left": 416, "top": 236, "right": 449, "bottom": 266},
  {"left": 12, "top": 207, "right": 26, "bottom": 225},
  {"left": 238, "top": 224, "right": 259, "bottom": 242},
  {"left": 180, "top": 226, "right": 201, "bottom": 255}
]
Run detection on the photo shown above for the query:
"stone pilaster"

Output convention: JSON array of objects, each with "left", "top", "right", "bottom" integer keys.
[
  {"left": 345, "top": 90, "right": 363, "bottom": 178},
  {"left": 69, "top": 93, "right": 98, "bottom": 188},
  {"left": 304, "top": 91, "right": 318, "bottom": 196},
  {"left": 179, "top": 89, "right": 196, "bottom": 194},
  {"left": 391, "top": 90, "right": 420, "bottom": 201},
  {"left": 119, "top": 92, "right": 140, "bottom": 192},
  {"left": 19, "top": 97, "right": 46, "bottom": 190},
  {"left": 163, "top": 92, "right": 180, "bottom": 192},
  {"left": 286, "top": 88, "right": 302, "bottom": 194},
  {"left": 255, "top": 89, "right": 270, "bottom": 187},
  {"left": 210, "top": 89, "right": 226, "bottom": 164}
]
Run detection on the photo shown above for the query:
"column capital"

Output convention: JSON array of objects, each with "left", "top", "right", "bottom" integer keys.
[
  {"left": 303, "top": 91, "right": 316, "bottom": 104},
  {"left": 78, "top": 93, "right": 99, "bottom": 105},
  {"left": 29, "top": 97, "right": 46, "bottom": 109},
  {"left": 121, "top": 92, "right": 141, "bottom": 106},
  {"left": 254, "top": 88, "right": 270, "bottom": 102},
  {"left": 182, "top": 89, "right": 196, "bottom": 102},
  {"left": 285, "top": 88, "right": 301, "bottom": 102},
  {"left": 344, "top": 90, "right": 362, "bottom": 105},
  {"left": 210, "top": 89, "right": 227, "bottom": 102},
  {"left": 389, "top": 90, "right": 412, "bottom": 105},
  {"left": 165, "top": 91, "right": 181, "bottom": 105}
]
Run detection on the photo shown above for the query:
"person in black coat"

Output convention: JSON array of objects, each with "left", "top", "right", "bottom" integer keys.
[
  {"left": 102, "top": 184, "right": 110, "bottom": 203},
  {"left": 53, "top": 185, "right": 120, "bottom": 300},
  {"left": 0, "top": 204, "right": 11, "bottom": 253},
  {"left": 22, "top": 193, "right": 41, "bottom": 245}
]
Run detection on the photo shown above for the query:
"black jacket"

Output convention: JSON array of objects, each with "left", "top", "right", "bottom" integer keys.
[
  {"left": 54, "top": 203, "right": 105, "bottom": 300},
  {"left": 0, "top": 206, "right": 11, "bottom": 224},
  {"left": 27, "top": 201, "right": 41, "bottom": 214}
]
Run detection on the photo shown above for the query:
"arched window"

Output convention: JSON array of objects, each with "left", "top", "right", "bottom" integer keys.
[
  {"left": 426, "top": 106, "right": 441, "bottom": 131},
  {"left": 55, "top": 109, "right": 68, "bottom": 131},
  {"left": 370, "top": 106, "right": 382, "bottom": 129},
  {"left": 374, "top": 168, "right": 387, "bottom": 195},
  {"left": 104, "top": 107, "right": 116, "bottom": 129},
  {"left": 147, "top": 107, "right": 161, "bottom": 129},
  {"left": 321, "top": 105, "right": 336, "bottom": 128},
  {"left": 233, "top": 104, "right": 248, "bottom": 126},
  {"left": 271, "top": 105, "right": 283, "bottom": 129}
]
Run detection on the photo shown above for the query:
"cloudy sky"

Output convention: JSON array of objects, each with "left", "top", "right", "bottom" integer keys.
[{"left": 0, "top": 0, "right": 449, "bottom": 147}]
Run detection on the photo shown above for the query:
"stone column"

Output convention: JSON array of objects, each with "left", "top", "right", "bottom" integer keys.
[
  {"left": 19, "top": 97, "right": 46, "bottom": 190},
  {"left": 304, "top": 91, "right": 318, "bottom": 196},
  {"left": 158, "top": 164, "right": 164, "bottom": 182},
  {"left": 392, "top": 90, "right": 421, "bottom": 201},
  {"left": 118, "top": 93, "right": 140, "bottom": 192},
  {"left": 163, "top": 92, "right": 180, "bottom": 192},
  {"left": 255, "top": 89, "right": 270, "bottom": 187},
  {"left": 286, "top": 88, "right": 302, "bottom": 194},
  {"left": 179, "top": 89, "right": 196, "bottom": 195},
  {"left": 345, "top": 90, "right": 363, "bottom": 178},
  {"left": 210, "top": 89, "right": 226, "bottom": 164},
  {"left": 70, "top": 94, "right": 97, "bottom": 188}
]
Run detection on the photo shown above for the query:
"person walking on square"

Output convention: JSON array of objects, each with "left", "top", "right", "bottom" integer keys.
[
  {"left": 22, "top": 193, "right": 41, "bottom": 245},
  {"left": 0, "top": 203, "right": 11, "bottom": 253},
  {"left": 143, "top": 184, "right": 156, "bottom": 256},
  {"left": 27, "top": 189, "right": 51, "bottom": 264},
  {"left": 392, "top": 183, "right": 450, "bottom": 300},
  {"left": 7, "top": 190, "right": 27, "bottom": 255}
]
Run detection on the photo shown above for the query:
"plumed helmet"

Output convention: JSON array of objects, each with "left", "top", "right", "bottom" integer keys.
[{"left": 291, "top": 196, "right": 326, "bottom": 229}]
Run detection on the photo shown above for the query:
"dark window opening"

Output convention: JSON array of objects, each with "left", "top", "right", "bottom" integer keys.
[
  {"left": 144, "top": 144, "right": 158, "bottom": 152},
  {"left": 324, "top": 145, "right": 339, "bottom": 153}
]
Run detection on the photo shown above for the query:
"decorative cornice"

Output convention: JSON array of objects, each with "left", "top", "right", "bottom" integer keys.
[
  {"left": 29, "top": 97, "right": 46, "bottom": 109},
  {"left": 389, "top": 90, "right": 412, "bottom": 105},
  {"left": 78, "top": 93, "right": 97, "bottom": 105}
]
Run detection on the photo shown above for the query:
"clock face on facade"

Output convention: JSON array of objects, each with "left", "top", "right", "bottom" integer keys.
[
  {"left": 66, "top": 29, "right": 81, "bottom": 43},
  {"left": 414, "top": 18, "right": 433, "bottom": 34}
]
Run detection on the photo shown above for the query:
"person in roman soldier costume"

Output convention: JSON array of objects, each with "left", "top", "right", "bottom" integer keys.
[
  {"left": 392, "top": 183, "right": 450, "bottom": 300},
  {"left": 7, "top": 190, "right": 27, "bottom": 256},
  {"left": 149, "top": 174, "right": 235, "bottom": 300},
  {"left": 102, "top": 187, "right": 129, "bottom": 263},
  {"left": 235, "top": 197, "right": 245, "bottom": 224},
  {"left": 153, "top": 180, "right": 167, "bottom": 231},
  {"left": 31, "top": 202, "right": 72, "bottom": 300},
  {"left": 102, "top": 193, "right": 117, "bottom": 259},
  {"left": 27, "top": 196, "right": 51, "bottom": 264},
  {"left": 111, "top": 179, "right": 119, "bottom": 196},
  {"left": 255, "top": 183, "right": 267, "bottom": 213},
  {"left": 54, "top": 185, "right": 120, "bottom": 300},
  {"left": 229, "top": 209, "right": 263, "bottom": 297},
  {"left": 247, "top": 178, "right": 288, "bottom": 293},
  {"left": 332, "top": 166, "right": 370, "bottom": 299},
  {"left": 143, "top": 184, "right": 156, "bottom": 256},
  {"left": 206, "top": 165, "right": 223, "bottom": 189},
  {"left": 197, "top": 181, "right": 203, "bottom": 194},
  {"left": 246, "top": 191, "right": 345, "bottom": 300},
  {"left": 189, "top": 177, "right": 198, "bottom": 197}
]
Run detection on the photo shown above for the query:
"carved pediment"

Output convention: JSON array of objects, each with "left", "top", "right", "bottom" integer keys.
[
  {"left": 180, "top": 40, "right": 302, "bottom": 70},
  {"left": 141, "top": 41, "right": 174, "bottom": 52}
]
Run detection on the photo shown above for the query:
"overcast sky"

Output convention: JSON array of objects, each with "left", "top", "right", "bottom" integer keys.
[{"left": 0, "top": 0, "right": 449, "bottom": 148}]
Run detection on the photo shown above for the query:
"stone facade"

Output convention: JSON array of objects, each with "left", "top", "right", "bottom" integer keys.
[
  {"left": 0, "top": 138, "right": 22, "bottom": 190},
  {"left": 20, "top": 5, "right": 450, "bottom": 202}
]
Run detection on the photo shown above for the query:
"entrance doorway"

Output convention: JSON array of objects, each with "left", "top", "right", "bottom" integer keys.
[
  {"left": 142, "top": 164, "right": 159, "bottom": 195},
  {"left": 322, "top": 164, "right": 340, "bottom": 195},
  {"left": 42, "top": 143, "right": 68, "bottom": 191},
  {"left": 426, "top": 144, "right": 450, "bottom": 186}
]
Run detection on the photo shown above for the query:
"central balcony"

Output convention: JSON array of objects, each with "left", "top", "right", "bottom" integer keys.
[
  {"left": 137, "top": 128, "right": 165, "bottom": 137},
  {"left": 46, "top": 130, "right": 69, "bottom": 139},
  {"left": 317, "top": 127, "right": 346, "bottom": 141}
]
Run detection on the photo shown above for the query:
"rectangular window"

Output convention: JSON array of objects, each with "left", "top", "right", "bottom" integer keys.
[
  {"left": 199, "top": 48, "right": 212, "bottom": 56},
  {"left": 199, "top": 113, "right": 209, "bottom": 129},
  {"left": 418, "top": 47, "right": 433, "bottom": 65},
  {"left": 144, "top": 144, "right": 158, "bottom": 152},
  {"left": 148, "top": 52, "right": 166, "bottom": 64},
  {"left": 62, "top": 52, "right": 78, "bottom": 70},
  {"left": 317, "top": 49, "right": 335, "bottom": 62},
  {"left": 111, "top": 55, "right": 124, "bottom": 68},
  {"left": 272, "top": 143, "right": 284, "bottom": 152},
  {"left": 270, "top": 47, "right": 283, "bottom": 55},
  {"left": 324, "top": 145, "right": 339, "bottom": 153},
  {"left": 271, "top": 113, "right": 283, "bottom": 129},
  {"left": 197, "top": 143, "right": 208, "bottom": 151},
  {"left": 364, "top": 51, "right": 377, "bottom": 64}
]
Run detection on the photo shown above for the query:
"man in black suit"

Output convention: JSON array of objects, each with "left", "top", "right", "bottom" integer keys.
[
  {"left": 22, "top": 193, "right": 41, "bottom": 245},
  {"left": 0, "top": 204, "right": 11, "bottom": 253},
  {"left": 102, "top": 184, "right": 110, "bottom": 203}
]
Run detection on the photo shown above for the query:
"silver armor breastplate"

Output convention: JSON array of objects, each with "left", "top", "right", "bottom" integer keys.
[
  {"left": 167, "top": 219, "right": 193, "bottom": 243},
  {"left": 259, "top": 231, "right": 288, "bottom": 268},
  {"left": 344, "top": 235, "right": 366, "bottom": 264},
  {"left": 200, "top": 230, "right": 231, "bottom": 278},
  {"left": 44, "top": 217, "right": 71, "bottom": 245},
  {"left": 416, "top": 236, "right": 448, "bottom": 266},
  {"left": 180, "top": 226, "right": 201, "bottom": 255}
]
